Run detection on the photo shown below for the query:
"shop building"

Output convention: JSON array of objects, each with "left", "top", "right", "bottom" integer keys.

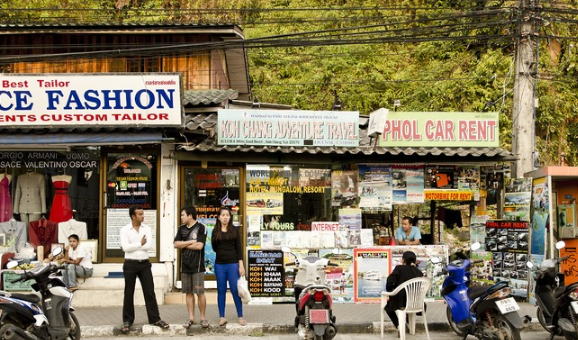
[
  {"left": 0, "top": 22, "right": 518, "bottom": 306},
  {"left": 0, "top": 23, "right": 250, "bottom": 306}
]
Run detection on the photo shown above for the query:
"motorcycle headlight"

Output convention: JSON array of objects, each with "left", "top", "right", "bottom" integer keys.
[
  {"left": 487, "top": 287, "right": 512, "bottom": 300},
  {"left": 569, "top": 289, "right": 578, "bottom": 300}
]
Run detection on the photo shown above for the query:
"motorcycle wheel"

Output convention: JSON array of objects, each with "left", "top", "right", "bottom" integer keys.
[
  {"left": 446, "top": 306, "right": 467, "bottom": 336},
  {"left": 0, "top": 324, "right": 15, "bottom": 340},
  {"left": 537, "top": 307, "right": 554, "bottom": 334},
  {"left": 69, "top": 312, "right": 81, "bottom": 340},
  {"left": 493, "top": 315, "right": 521, "bottom": 340}
]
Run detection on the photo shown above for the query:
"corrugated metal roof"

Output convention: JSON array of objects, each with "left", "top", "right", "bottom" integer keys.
[
  {"left": 0, "top": 23, "right": 239, "bottom": 30},
  {"left": 179, "top": 113, "right": 515, "bottom": 159},
  {"left": 183, "top": 89, "right": 238, "bottom": 107}
]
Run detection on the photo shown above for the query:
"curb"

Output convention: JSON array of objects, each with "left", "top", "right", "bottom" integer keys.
[{"left": 79, "top": 320, "right": 545, "bottom": 337}]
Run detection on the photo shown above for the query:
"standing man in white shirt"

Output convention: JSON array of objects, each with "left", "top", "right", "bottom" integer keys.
[
  {"left": 119, "top": 205, "right": 169, "bottom": 334},
  {"left": 62, "top": 234, "right": 93, "bottom": 291}
]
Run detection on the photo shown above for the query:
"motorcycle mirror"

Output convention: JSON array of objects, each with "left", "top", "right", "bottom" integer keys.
[
  {"left": 52, "top": 246, "right": 63, "bottom": 257},
  {"left": 526, "top": 261, "right": 534, "bottom": 269},
  {"left": 556, "top": 241, "right": 566, "bottom": 250},
  {"left": 6, "top": 260, "right": 19, "bottom": 269},
  {"left": 471, "top": 242, "right": 481, "bottom": 251},
  {"left": 430, "top": 257, "right": 441, "bottom": 264}
]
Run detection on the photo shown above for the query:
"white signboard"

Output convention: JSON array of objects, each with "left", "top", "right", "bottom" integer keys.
[
  {"left": 0, "top": 74, "right": 182, "bottom": 127},
  {"left": 218, "top": 109, "right": 359, "bottom": 147}
]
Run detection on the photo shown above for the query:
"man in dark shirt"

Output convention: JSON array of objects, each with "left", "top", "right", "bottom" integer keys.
[{"left": 174, "top": 206, "right": 208, "bottom": 328}]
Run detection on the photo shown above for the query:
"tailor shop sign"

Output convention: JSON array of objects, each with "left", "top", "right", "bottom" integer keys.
[
  {"left": 379, "top": 112, "right": 499, "bottom": 147},
  {"left": 0, "top": 74, "right": 181, "bottom": 127},
  {"left": 0, "top": 151, "right": 98, "bottom": 169},
  {"left": 218, "top": 109, "right": 359, "bottom": 147}
]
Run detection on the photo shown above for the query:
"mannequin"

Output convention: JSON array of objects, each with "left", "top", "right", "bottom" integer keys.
[
  {"left": 0, "top": 217, "right": 26, "bottom": 252},
  {"left": 49, "top": 172, "right": 73, "bottom": 223},
  {"left": 14, "top": 170, "right": 46, "bottom": 226},
  {"left": 58, "top": 217, "right": 87, "bottom": 243},
  {"left": 0, "top": 170, "right": 12, "bottom": 222}
]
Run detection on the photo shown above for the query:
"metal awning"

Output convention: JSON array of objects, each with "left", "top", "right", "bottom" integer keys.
[{"left": 0, "top": 132, "right": 165, "bottom": 146}]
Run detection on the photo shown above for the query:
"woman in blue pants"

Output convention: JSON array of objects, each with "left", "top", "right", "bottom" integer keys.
[{"left": 211, "top": 207, "right": 246, "bottom": 326}]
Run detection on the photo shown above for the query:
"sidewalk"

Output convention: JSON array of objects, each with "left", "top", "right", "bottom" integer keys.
[{"left": 73, "top": 296, "right": 542, "bottom": 337}]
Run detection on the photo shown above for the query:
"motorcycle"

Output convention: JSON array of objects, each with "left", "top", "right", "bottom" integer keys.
[
  {"left": 0, "top": 247, "right": 81, "bottom": 340},
  {"left": 433, "top": 242, "right": 530, "bottom": 340},
  {"left": 527, "top": 240, "right": 578, "bottom": 340},
  {"left": 283, "top": 247, "right": 338, "bottom": 340}
]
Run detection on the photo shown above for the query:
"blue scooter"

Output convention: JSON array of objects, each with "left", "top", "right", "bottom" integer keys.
[{"left": 433, "top": 243, "right": 530, "bottom": 340}]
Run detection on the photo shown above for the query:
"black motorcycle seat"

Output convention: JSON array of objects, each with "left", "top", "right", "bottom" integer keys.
[
  {"left": 9, "top": 293, "right": 40, "bottom": 304},
  {"left": 468, "top": 285, "right": 488, "bottom": 300}
]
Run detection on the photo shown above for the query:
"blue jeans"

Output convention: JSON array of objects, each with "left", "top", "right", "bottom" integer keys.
[
  {"left": 214, "top": 263, "right": 243, "bottom": 318},
  {"left": 63, "top": 264, "right": 93, "bottom": 287}
]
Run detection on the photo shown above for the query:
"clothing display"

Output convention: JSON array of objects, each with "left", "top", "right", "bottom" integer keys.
[
  {"left": 29, "top": 217, "right": 58, "bottom": 252},
  {"left": 49, "top": 175, "right": 73, "bottom": 223},
  {"left": 0, "top": 174, "right": 12, "bottom": 222},
  {"left": 58, "top": 219, "right": 88, "bottom": 243},
  {"left": 0, "top": 219, "right": 26, "bottom": 252},
  {"left": 14, "top": 172, "right": 46, "bottom": 226}
]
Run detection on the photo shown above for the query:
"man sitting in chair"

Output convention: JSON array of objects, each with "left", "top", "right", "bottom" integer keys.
[{"left": 384, "top": 251, "right": 423, "bottom": 329}]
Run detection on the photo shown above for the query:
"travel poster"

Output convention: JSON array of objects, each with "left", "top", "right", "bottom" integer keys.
[
  {"left": 331, "top": 170, "right": 358, "bottom": 207},
  {"left": 357, "top": 164, "right": 392, "bottom": 210},
  {"left": 353, "top": 248, "right": 391, "bottom": 303},
  {"left": 319, "top": 248, "right": 355, "bottom": 303}
]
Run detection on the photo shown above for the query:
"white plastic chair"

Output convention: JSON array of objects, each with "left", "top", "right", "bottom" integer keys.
[{"left": 380, "top": 277, "right": 431, "bottom": 340}]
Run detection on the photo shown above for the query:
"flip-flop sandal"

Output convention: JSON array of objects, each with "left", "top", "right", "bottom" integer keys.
[
  {"left": 219, "top": 318, "right": 227, "bottom": 326},
  {"left": 200, "top": 319, "right": 210, "bottom": 328},
  {"left": 120, "top": 323, "right": 130, "bottom": 334},
  {"left": 153, "top": 320, "right": 170, "bottom": 329},
  {"left": 183, "top": 320, "right": 195, "bottom": 328},
  {"left": 238, "top": 318, "right": 247, "bottom": 326}
]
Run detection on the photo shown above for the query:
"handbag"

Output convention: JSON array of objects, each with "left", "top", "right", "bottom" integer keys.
[{"left": 237, "top": 275, "right": 252, "bottom": 304}]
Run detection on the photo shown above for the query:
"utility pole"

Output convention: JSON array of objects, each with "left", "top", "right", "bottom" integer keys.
[{"left": 512, "top": 0, "right": 537, "bottom": 178}]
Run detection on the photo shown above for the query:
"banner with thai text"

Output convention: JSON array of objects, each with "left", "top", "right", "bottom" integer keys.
[
  {"left": 379, "top": 112, "right": 498, "bottom": 147},
  {"left": 218, "top": 109, "right": 359, "bottom": 147},
  {"left": 0, "top": 74, "right": 181, "bottom": 127}
]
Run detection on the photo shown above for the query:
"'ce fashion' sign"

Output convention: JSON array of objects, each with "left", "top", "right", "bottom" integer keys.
[{"left": 0, "top": 74, "right": 182, "bottom": 127}]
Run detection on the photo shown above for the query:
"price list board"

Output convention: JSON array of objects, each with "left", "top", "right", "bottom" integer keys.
[{"left": 248, "top": 250, "right": 284, "bottom": 297}]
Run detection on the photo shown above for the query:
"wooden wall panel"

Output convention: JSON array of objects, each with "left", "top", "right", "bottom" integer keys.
[{"left": 0, "top": 32, "right": 231, "bottom": 90}]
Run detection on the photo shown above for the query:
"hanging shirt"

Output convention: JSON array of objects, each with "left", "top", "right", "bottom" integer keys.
[
  {"left": 58, "top": 219, "right": 88, "bottom": 243},
  {"left": 29, "top": 218, "right": 57, "bottom": 251},
  {"left": 0, "top": 220, "right": 26, "bottom": 252}
]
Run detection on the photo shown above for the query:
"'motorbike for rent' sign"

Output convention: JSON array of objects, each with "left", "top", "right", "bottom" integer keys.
[{"left": 0, "top": 74, "right": 181, "bottom": 127}]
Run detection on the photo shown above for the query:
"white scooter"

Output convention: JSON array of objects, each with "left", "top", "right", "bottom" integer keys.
[{"left": 283, "top": 247, "right": 339, "bottom": 340}]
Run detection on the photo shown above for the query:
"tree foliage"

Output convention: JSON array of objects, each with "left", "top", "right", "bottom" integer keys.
[{"left": 2, "top": 0, "right": 578, "bottom": 166}]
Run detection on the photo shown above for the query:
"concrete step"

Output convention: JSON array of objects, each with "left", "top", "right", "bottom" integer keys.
[{"left": 67, "top": 263, "right": 170, "bottom": 307}]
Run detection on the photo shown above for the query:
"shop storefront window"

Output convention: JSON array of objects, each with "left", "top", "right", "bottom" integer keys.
[
  {"left": 104, "top": 152, "right": 158, "bottom": 259},
  {"left": 181, "top": 167, "right": 241, "bottom": 276},
  {"left": 0, "top": 148, "right": 100, "bottom": 255}
]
